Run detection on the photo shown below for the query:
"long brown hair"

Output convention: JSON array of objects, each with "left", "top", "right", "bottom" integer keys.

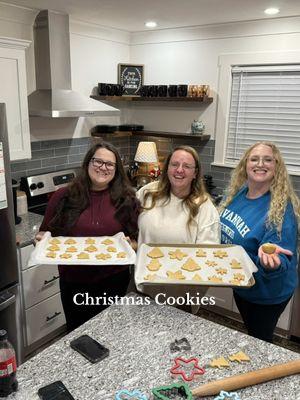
[
  {"left": 143, "top": 145, "right": 209, "bottom": 227},
  {"left": 49, "top": 142, "right": 139, "bottom": 236},
  {"left": 220, "top": 141, "right": 300, "bottom": 235}
]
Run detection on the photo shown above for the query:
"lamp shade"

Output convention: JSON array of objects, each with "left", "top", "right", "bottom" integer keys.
[{"left": 134, "top": 142, "right": 158, "bottom": 163}]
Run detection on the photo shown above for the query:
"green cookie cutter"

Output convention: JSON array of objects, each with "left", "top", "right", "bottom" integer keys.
[{"left": 152, "top": 382, "right": 193, "bottom": 400}]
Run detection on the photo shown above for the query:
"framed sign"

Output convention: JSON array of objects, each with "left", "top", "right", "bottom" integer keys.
[{"left": 118, "top": 63, "right": 144, "bottom": 96}]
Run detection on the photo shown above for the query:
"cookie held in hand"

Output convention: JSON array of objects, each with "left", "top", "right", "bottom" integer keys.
[{"left": 262, "top": 243, "right": 276, "bottom": 254}]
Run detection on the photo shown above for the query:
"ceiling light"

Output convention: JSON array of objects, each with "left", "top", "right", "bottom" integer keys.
[
  {"left": 264, "top": 7, "right": 279, "bottom": 15},
  {"left": 145, "top": 21, "right": 157, "bottom": 28}
]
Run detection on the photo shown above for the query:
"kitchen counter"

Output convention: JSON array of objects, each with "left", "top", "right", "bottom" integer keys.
[
  {"left": 8, "top": 294, "right": 300, "bottom": 399},
  {"left": 15, "top": 212, "right": 43, "bottom": 247}
]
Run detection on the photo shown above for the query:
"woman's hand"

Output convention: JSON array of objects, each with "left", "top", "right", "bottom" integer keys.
[
  {"left": 258, "top": 244, "right": 293, "bottom": 269},
  {"left": 34, "top": 231, "right": 46, "bottom": 245},
  {"left": 125, "top": 236, "right": 138, "bottom": 251}
]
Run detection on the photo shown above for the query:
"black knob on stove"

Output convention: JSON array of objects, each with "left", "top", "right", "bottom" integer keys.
[
  {"left": 30, "top": 183, "right": 37, "bottom": 190},
  {"left": 37, "top": 182, "right": 44, "bottom": 189}
]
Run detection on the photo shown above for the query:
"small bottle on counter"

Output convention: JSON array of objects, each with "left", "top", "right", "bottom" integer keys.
[{"left": 0, "top": 330, "right": 18, "bottom": 397}]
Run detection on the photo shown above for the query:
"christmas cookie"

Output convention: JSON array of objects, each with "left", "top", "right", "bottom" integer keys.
[
  {"left": 213, "top": 250, "right": 228, "bottom": 259},
  {"left": 205, "top": 260, "right": 218, "bottom": 267},
  {"left": 85, "top": 238, "right": 95, "bottom": 244},
  {"left": 230, "top": 259, "right": 242, "bottom": 269},
  {"left": 228, "top": 351, "right": 250, "bottom": 363},
  {"left": 168, "top": 249, "right": 188, "bottom": 261},
  {"left": 229, "top": 279, "right": 242, "bottom": 286},
  {"left": 144, "top": 274, "right": 159, "bottom": 281},
  {"left": 166, "top": 270, "right": 186, "bottom": 280},
  {"left": 107, "top": 246, "right": 117, "bottom": 253},
  {"left": 77, "top": 252, "right": 89, "bottom": 259},
  {"left": 46, "top": 251, "right": 56, "bottom": 258},
  {"left": 181, "top": 258, "right": 201, "bottom": 272},
  {"left": 49, "top": 238, "right": 61, "bottom": 244},
  {"left": 47, "top": 244, "right": 60, "bottom": 252},
  {"left": 117, "top": 252, "right": 127, "bottom": 258},
  {"left": 64, "top": 238, "right": 76, "bottom": 244},
  {"left": 147, "top": 247, "right": 164, "bottom": 259},
  {"left": 196, "top": 248, "right": 207, "bottom": 257},
  {"left": 59, "top": 253, "right": 72, "bottom": 259},
  {"left": 209, "top": 356, "right": 230, "bottom": 368},
  {"left": 262, "top": 243, "right": 276, "bottom": 254},
  {"left": 66, "top": 246, "right": 77, "bottom": 253},
  {"left": 208, "top": 275, "right": 223, "bottom": 283},
  {"left": 233, "top": 273, "right": 245, "bottom": 282},
  {"left": 192, "top": 273, "right": 203, "bottom": 282},
  {"left": 84, "top": 245, "right": 97, "bottom": 252},
  {"left": 216, "top": 267, "right": 228, "bottom": 275},
  {"left": 102, "top": 238, "right": 114, "bottom": 245},
  {"left": 147, "top": 259, "right": 162, "bottom": 271},
  {"left": 95, "top": 253, "right": 111, "bottom": 260}
]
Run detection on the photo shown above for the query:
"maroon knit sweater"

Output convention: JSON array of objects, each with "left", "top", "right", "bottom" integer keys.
[{"left": 40, "top": 187, "right": 136, "bottom": 283}]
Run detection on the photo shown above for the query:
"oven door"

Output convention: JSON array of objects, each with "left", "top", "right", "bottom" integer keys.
[{"left": 0, "top": 284, "right": 24, "bottom": 364}]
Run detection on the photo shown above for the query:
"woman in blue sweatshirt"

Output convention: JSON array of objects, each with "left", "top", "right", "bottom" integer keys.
[{"left": 220, "top": 142, "right": 300, "bottom": 342}]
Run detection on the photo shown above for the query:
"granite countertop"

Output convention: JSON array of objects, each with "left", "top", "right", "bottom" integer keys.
[
  {"left": 8, "top": 295, "right": 300, "bottom": 400},
  {"left": 15, "top": 212, "right": 44, "bottom": 247}
]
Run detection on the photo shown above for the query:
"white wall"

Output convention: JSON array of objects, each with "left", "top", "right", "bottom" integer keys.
[
  {"left": 0, "top": 3, "right": 130, "bottom": 140},
  {"left": 129, "top": 17, "right": 300, "bottom": 138}
]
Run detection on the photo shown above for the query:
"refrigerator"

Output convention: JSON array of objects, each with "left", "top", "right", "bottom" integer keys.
[{"left": 0, "top": 103, "right": 24, "bottom": 364}]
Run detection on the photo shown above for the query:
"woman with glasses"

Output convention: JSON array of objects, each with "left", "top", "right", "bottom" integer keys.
[
  {"left": 36, "top": 142, "right": 140, "bottom": 331},
  {"left": 220, "top": 141, "right": 300, "bottom": 342},
  {"left": 136, "top": 145, "right": 220, "bottom": 310}
]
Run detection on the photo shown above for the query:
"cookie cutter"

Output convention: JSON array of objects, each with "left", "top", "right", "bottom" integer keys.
[
  {"left": 213, "top": 390, "right": 241, "bottom": 400},
  {"left": 170, "top": 356, "right": 205, "bottom": 381},
  {"left": 152, "top": 382, "right": 193, "bottom": 400},
  {"left": 170, "top": 337, "right": 191, "bottom": 353},
  {"left": 115, "top": 389, "right": 148, "bottom": 400}
]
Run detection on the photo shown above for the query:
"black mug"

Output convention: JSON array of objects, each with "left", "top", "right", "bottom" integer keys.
[
  {"left": 178, "top": 85, "right": 188, "bottom": 97},
  {"left": 158, "top": 85, "right": 168, "bottom": 97},
  {"left": 168, "top": 85, "right": 178, "bottom": 97}
]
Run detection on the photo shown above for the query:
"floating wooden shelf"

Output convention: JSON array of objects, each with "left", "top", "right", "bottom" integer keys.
[
  {"left": 133, "top": 131, "right": 211, "bottom": 139},
  {"left": 90, "top": 95, "right": 213, "bottom": 103}
]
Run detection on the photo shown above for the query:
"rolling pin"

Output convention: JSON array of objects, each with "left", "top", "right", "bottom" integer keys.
[{"left": 191, "top": 359, "right": 300, "bottom": 397}]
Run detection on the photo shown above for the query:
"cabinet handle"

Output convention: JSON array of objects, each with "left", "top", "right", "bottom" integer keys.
[
  {"left": 46, "top": 311, "right": 61, "bottom": 322},
  {"left": 43, "top": 276, "right": 59, "bottom": 285}
]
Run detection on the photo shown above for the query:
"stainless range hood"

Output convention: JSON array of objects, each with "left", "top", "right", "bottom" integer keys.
[{"left": 28, "top": 10, "right": 119, "bottom": 118}]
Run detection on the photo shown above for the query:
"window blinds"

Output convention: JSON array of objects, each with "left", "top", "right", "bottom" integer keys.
[{"left": 226, "top": 66, "right": 300, "bottom": 168}]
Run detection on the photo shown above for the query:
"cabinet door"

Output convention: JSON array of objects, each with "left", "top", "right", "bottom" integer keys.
[
  {"left": 22, "top": 264, "right": 60, "bottom": 308},
  {"left": 19, "top": 244, "right": 35, "bottom": 271},
  {"left": 0, "top": 43, "right": 31, "bottom": 160},
  {"left": 206, "top": 287, "right": 233, "bottom": 311},
  {"left": 25, "top": 293, "right": 65, "bottom": 346}
]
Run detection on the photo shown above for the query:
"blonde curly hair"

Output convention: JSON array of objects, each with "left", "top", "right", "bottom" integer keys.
[{"left": 220, "top": 141, "right": 300, "bottom": 236}]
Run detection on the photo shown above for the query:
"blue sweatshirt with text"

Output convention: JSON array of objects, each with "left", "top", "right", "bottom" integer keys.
[{"left": 220, "top": 187, "right": 298, "bottom": 304}]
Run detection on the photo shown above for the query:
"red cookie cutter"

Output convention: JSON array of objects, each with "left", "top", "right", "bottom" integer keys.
[{"left": 170, "top": 356, "right": 205, "bottom": 381}]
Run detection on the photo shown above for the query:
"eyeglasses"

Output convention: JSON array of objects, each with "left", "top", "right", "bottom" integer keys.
[
  {"left": 248, "top": 156, "right": 275, "bottom": 165},
  {"left": 169, "top": 162, "right": 196, "bottom": 171},
  {"left": 90, "top": 157, "right": 116, "bottom": 170}
]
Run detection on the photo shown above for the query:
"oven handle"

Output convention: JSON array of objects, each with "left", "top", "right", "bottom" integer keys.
[{"left": 0, "top": 293, "right": 16, "bottom": 312}]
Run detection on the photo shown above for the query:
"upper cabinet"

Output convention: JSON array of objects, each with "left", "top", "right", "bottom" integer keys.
[
  {"left": 91, "top": 95, "right": 213, "bottom": 103},
  {"left": 0, "top": 38, "right": 31, "bottom": 161}
]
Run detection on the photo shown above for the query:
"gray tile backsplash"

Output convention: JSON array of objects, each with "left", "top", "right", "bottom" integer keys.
[{"left": 10, "top": 135, "right": 300, "bottom": 198}]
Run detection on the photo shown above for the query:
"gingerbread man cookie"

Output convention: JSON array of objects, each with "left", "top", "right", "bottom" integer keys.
[{"left": 168, "top": 249, "right": 188, "bottom": 261}]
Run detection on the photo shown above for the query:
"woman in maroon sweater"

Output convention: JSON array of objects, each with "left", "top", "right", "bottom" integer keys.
[{"left": 36, "top": 142, "right": 140, "bottom": 331}]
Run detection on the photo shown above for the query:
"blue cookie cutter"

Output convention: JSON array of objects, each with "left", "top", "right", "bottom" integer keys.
[
  {"left": 214, "top": 390, "right": 241, "bottom": 400},
  {"left": 115, "top": 389, "right": 148, "bottom": 400}
]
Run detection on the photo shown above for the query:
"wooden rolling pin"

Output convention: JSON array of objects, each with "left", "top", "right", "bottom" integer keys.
[{"left": 191, "top": 359, "right": 300, "bottom": 397}]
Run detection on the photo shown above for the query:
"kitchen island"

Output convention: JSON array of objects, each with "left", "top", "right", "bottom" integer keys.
[{"left": 9, "top": 294, "right": 300, "bottom": 399}]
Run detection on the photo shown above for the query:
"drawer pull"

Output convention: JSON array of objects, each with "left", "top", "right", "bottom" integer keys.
[
  {"left": 44, "top": 276, "right": 59, "bottom": 285},
  {"left": 46, "top": 311, "right": 61, "bottom": 322}
]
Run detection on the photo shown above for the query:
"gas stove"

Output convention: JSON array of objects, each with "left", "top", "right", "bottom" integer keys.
[{"left": 20, "top": 169, "right": 77, "bottom": 215}]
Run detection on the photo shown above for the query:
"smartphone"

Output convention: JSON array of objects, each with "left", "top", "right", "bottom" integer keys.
[
  {"left": 70, "top": 334, "right": 109, "bottom": 363},
  {"left": 38, "top": 381, "right": 75, "bottom": 400}
]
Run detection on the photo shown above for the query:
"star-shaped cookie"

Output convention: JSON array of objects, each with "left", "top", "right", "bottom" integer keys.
[
  {"left": 181, "top": 258, "right": 201, "bottom": 272},
  {"left": 168, "top": 249, "right": 188, "bottom": 261}
]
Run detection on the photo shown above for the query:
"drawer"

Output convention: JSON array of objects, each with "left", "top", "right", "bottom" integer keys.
[
  {"left": 22, "top": 264, "right": 60, "bottom": 308},
  {"left": 19, "top": 244, "right": 35, "bottom": 271},
  {"left": 25, "top": 293, "right": 66, "bottom": 346}
]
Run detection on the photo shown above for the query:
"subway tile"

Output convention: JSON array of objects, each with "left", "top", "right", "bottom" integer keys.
[
  {"left": 25, "top": 160, "right": 42, "bottom": 170},
  {"left": 32, "top": 149, "right": 55, "bottom": 160},
  {"left": 31, "top": 141, "right": 41, "bottom": 151},
  {"left": 68, "top": 154, "right": 85, "bottom": 164},
  {"left": 69, "top": 137, "right": 90, "bottom": 146},
  {"left": 41, "top": 139, "right": 71, "bottom": 149},
  {"left": 41, "top": 157, "right": 67, "bottom": 167}
]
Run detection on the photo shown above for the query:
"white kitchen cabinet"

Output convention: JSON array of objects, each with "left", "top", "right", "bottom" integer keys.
[
  {"left": 18, "top": 244, "right": 65, "bottom": 348},
  {"left": 0, "top": 37, "right": 31, "bottom": 161}
]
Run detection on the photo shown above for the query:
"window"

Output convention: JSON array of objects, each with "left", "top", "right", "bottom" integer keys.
[
  {"left": 226, "top": 65, "right": 300, "bottom": 168},
  {"left": 214, "top": 51, "right": 300, "bottom": 175}
]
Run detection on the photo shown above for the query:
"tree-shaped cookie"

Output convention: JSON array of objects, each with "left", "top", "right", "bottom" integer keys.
[
  {"left": 209, "top": 356, "right": 230, "bottom": 368},
  {"left": 181, "top": 258, "right": 201, "bottom": 272},
  {"left": 147, "top": 247, "right": 164, "bottom": 258},
  {"left": 195, "top": 248, "right": 207, "bottom": 257}
]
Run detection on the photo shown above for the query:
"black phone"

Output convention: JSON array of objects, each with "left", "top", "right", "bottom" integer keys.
[
  {"left": 38, "top": 381, "right": 75, "bottom": 400},
  {"left": 70, "top": 334, "right": 109, "bottom": 363}
]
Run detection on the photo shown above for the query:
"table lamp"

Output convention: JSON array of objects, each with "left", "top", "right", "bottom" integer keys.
[{"left": 134, "top": 141, "right": 159, "bottom": 187}]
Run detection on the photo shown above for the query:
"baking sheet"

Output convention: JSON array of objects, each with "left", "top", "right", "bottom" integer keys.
[
  {"left": 135, "top": 243, "right": 258, "bottom": 291},
  {"left": 28, "top": 231, "right": 136, "bottom": 266}
]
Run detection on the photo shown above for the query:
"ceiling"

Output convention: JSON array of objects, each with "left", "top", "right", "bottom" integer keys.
[{"left": 3, "top": 0, "right": 300, "bottom": 32}]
